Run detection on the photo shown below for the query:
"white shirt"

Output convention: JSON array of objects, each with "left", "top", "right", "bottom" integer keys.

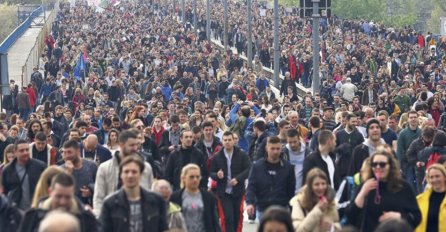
[{"left": 321, "top": 154, "right": 335, "bottom": 188}]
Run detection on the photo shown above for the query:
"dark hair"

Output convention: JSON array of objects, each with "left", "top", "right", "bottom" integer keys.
[
  {"left": 438, "top": 155, "right": 446, "bottom": 164},
  {"left": 309, "top": 116, "right": 321, "bottom": 128},
  {"left": 119, "top": 129, "right": 139, "bottom": 144},
  {"left": 201, "top": 121, "right": 213, "bottom": 129},
  {"left": 180, "top": 129, "right": 192, "bottom": 138},
  {"left": 421, "top": 126, "right": 436, "bottom": 141},
  {"left": 14, "top": 139, "right": 29, "bottom": 151},
  {"left": 267, "top": 136, "right": 281, "bottom": 145},
  {"left": 286, "top": 128, "right": 299, "bottom": 138},
  {"left": 278, "top": 120, "right": 290, "bottom": 129},
  {"left": 407, "top": 110, "right": 418, "bottom": 117},
  {"left": 345, "top": 112, "right": 357, "bottom": 121},
  {"left": 318, "top": 130, "right": 334, "bottom": 146},
  {"left": 63, "top": 139, "right": 80, "bottom": 150},
  {"left": 69, "top": 128, "right": 80, "bottom": 135},
  {"left": 76, "top": 121, "right": 88, "bottom": 128},
  {"left": 206, "top": 112, "right": 218, "bottom": 120},
  {"left": 222, "top": 131, "right": 234, "bottom": 138},
  {"left": 257, "top": 206, "right": 294, "bottom": 232},
  {"left": 192, "top": 126, "right": 202, "bottom": 134},
  {"left": 27, "top": 119, "right": 42, "bottom": 140},
  {"left": 374, "top": 219, "right": 412, "bottom": 232},
  {"left": 253, "top": 120, "right": 266, "bottom": 132},
  {"left": 35, "top": 132, "right": 47, "bottom": 142},
  {"left": 433, "top": 130, "right": 446, "bottom": 147},
  {"left": 103, "top": 117, "right": 112, "bottom": 127},
  {"left": 119, "top": 155, "right": 145, "bottom": 174},
  {"left": 240, "top": 106, "right": 251, "bottom": 117},
  {"left": 51, "top": 172, "right": 75, "bottom": 188},
  {"left": 169, "top": 115, "right": 180, "bottom": 124}
]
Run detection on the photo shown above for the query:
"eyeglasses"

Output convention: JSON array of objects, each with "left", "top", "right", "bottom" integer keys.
[
  {"left": 372, "top": 162, "right": 388, "bottom": 168},
  {"left": 188, "top": 175, "right": 201, "bottom": 180}
]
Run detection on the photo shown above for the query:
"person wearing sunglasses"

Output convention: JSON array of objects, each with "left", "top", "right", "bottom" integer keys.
[
  {"left": 346, "top": 151, "right": 421, "bottom": 232},
  {"left": 170, "top": 164, "right": 221, "bottom": 232}
]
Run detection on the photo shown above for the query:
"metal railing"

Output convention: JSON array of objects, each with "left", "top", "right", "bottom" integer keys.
[{"left": 0, "top": 5, "right": 43, "bottom": 54}]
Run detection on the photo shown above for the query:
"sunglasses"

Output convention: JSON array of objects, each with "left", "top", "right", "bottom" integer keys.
[
  {"left": 372, "top": 162, "right": 388, "bottom": 169},
  {"left": 188, "top": 175, "right": 201, "bottom": 180}
]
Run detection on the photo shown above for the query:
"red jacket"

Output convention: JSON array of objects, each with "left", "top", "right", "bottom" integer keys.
[{"left": 26, "top": 87, "right": 37, "bottom": 108}]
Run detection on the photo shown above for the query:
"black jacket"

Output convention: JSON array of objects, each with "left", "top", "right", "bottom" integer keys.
[
  {"left": 0, "top": 195, "right": 23, "bottom": 232},
  {"left": 18, "top": 198, "right": 98, "bottom": 232},
  {"left": 164, "top": 146, "right": 208, "bottom": 191},
  {"left": 209, "top": 147, "right": 251, "bottom": 197},
  {"left": 2, "top": 158, "right": 46, "bottom": 206},
  {"left": 349, "top": 143, "right": 370, "bottom": 176},
  {"left": 406, "top": 138, "right": 427, "bottom": 166},
  {"left": 79, "top": 143, "right": 112, "bottom": 165},
  {"left": 346, "top": 181, "right": 421, "bottom": 232},
  {"left": 249, "top": 132, "right": 269, "bottom": 161},
  {"left": 99, "top": 187, "right": 168, "bottom": 232},
  {"left": 170, "top": 189, "right": 221, "bottom": 232},
  {"left": 302, "top": 150, "right": 340, "bottom": 190},
  {"left": 246, "top": 159, "right": 296, "bottom": 211},
  {"left": 195, "top": 137, "right": 222, "bottom": 164},
  {"left": 94, "top": 128, "right": 108, "bottom": 145}
]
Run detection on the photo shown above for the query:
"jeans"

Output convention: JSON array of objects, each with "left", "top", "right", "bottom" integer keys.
[
  {"left": 403, "top": 166, "right": 418, "bottom": 194},
  {"left": 19, "top": 109, "right": 29, "bottom": 120}
]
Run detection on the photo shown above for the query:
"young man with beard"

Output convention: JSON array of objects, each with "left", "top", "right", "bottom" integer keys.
[
  {"left": 29, "top": 132, "right": 59, "bottom": 166},
  {"left": 93, "top": 129, "right": 153, "bottom": 217},
  {"left": 165, "top": 130, "right": 208, "bottom": 191},
  {"left": 60, "top": 140, "right": 97, "bottom": 206},
  {"left": 281, "top": 128, "right": 310, "bottom": 192},
  {"left": 349, "top": 119, "right": 385, "bottom": 175},
  {"left": 246, "top": 136, "right": 296, "bottom": 220},
  {"left": 100, "top": 156, "right": 168, "bottom": 232},
  {"left": 195, "top": 121, "right": 222, "bottom": 168},
  {"left": 2, "top": 140, "right": 46, "bottom": 210},
  {"left": 303, "top": 130, "right": 339, "bottom": 190},
  {"left": 377, "top": 110, "right": 398, "bottom": 150}
]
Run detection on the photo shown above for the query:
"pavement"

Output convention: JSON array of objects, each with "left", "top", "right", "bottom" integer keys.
[{"left": 7, "top": 11, "right": 50, "bottom": 87}]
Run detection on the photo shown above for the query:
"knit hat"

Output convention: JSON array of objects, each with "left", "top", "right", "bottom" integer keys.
[{"left": 366, "top": 118, "right": 380, "bottom": 133}]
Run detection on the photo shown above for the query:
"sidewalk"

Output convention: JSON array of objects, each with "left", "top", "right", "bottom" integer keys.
[{"left": 7, "top": 11, "right": 50, "bottom": 87}]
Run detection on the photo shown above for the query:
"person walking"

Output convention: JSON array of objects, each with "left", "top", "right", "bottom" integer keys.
[
  {"left": 99, "top": 155, "right": 168, "bottom": 232},
  {"left": 210, "top": 131, "right": 251, "bottom": 232}
]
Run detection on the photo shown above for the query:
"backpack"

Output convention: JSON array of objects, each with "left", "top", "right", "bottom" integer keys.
[
  {"left": 336, "top": 176, "right": 357, "bottom": 226},
  {"left": 229, "top": 115, "right": 247, "bottom": 137},
  {"left": 426, "top": 152, "right": 442, "bottom": 170}
]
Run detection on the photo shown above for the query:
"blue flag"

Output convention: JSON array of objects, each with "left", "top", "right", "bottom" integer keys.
[{"left": 73, "top": 52, "right": 86, "bottom": 80}]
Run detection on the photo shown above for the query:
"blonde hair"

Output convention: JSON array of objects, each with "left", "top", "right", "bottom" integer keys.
[
  {"left": 3, "top": 144, "right": 14, "bottom": 165},
  {"left": 32, "top": 166, "right": 64, "bottom": 207},
  {"left": 180, "top": 164, "right": 200, "bottom": 189},
  {"left": 427, "top": 164, "right": 446, "bottom": 186}
]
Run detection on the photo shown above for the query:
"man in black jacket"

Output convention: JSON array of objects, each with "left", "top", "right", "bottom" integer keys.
[
  {"left": 246, "top": 136, "right": 295, "bottom": 219},
  {"left": 100, "top": 155, "right": 168, "bottom": 232},
  {"left": 2, "top": 139, "right": 46, "bottom": 210},
  {"left": 0, "top": 174, "right": 23, "bottom": 232},
  {"left": 94, "top": 118, "right": 112, "bottom": 145},
  {"left": 19, "top": 172, "right": 98, "bottom": 232},
  {"left": 165, "top": 129, "right": 208, "bottom": 191},
  {"left": 195, "top": 121, "right": 222, "bottom": 167},
  {"left": 210, "top": 131, "right": 251, "bottom": 232},
  {"left": 302, "top": 130, "right": 340, "bottom": 190}
]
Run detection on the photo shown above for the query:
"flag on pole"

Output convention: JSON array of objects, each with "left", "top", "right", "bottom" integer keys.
[{"left": 73, "top": 52, "right": 86, "bottom": 81}]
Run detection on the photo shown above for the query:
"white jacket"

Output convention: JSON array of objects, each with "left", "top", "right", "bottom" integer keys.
[{"left": 93, "top": 152, "right": 153, "bottom": 217}]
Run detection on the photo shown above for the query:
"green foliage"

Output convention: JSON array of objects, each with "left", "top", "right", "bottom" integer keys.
[
  {"left": 278, "top": 0, "right": 418, "bottom": 29},
  {"left": 0, "top": 3, "right": 18, "bottom": 43}
]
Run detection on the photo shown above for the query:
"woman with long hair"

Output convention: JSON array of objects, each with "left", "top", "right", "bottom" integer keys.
[
  {"left": 31, "top": 166, "right": 64, "bottom": 207},
  {"left": 189, "top": 110, "right": 204, "bottom": 129},
  {"left": 129, "top": 106, "right": 148, "bottom": 126},
  {"left": 105, "top": 129, "right": 120, "bottom": 154},
  {"left": 0, "top": 144, "right": 15, "bottom": 172},
  {"left": 415, "top": 164, "right": 446, "bottom": 232},
  {"left": 346, "top": 151, "right": 421, "bottom": 232},
  {"left": 290, "top": 168, "right": 340, "bottom": 232}
]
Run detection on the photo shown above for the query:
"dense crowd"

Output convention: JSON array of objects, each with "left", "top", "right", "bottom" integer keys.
[{"left": 0, "top": 0, "right": 446, "bottom": 232}]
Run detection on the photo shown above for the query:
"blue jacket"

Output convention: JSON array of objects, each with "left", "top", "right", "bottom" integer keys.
[
  {"left": 39, "top": 83, "right": 54, "bottom": 98},
  {"left": 226, "top": 103, "right": 260, "bottom": 152},
  {"left": 255, "top": 78, "right": 269, "bottom": 92},
  {"left": 161, "top": 85, "right": 172, "bottom": 101}
]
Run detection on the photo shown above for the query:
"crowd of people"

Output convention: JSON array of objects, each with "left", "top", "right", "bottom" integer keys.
[{"left": 0, "top": 0, "right": 446, "bottom": 232}]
